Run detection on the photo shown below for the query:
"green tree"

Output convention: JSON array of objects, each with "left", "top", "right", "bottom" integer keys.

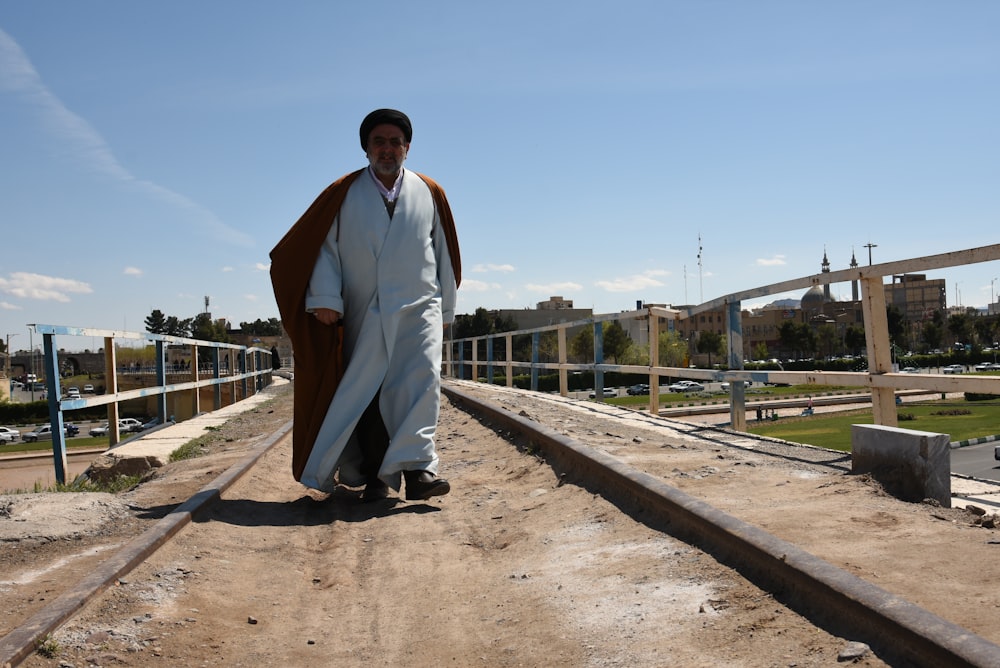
[
  {"left": 948, "top": 312, "right": 971, "bottom": 348},
  {"left": 816, "top": 323, "right": 838, "bottom": 359},
  {"left": 144, "top": 309, "right": 167, "bottom": 334},
  {"left": 844, "top": 325, "right": 866, "bottom": 356},
  {"left": 240, "top": 318, "right": 283, "bottom": 336},
  {"left": 602, "top": 321, "right": 631, "bottom": 363},
  {"left": 696, "top": 330, "right": 725, "bottom": 366},
  {"left": 658, "top": 330, "right": 688, "bottom": 367},
  {"left": 164, "top": 316, "right": 192, "bottom": 337},
  {"left": 190, "top": 313, "right": 231, "bottom": 343},
  {"left": 752, "top": 341, "right": 769, "bottom": 361},
  {"left": 920, "top": 320, "right": 944, "bottom": 352},
  {"left": 886, "top": 305, "right": 907, "bottom": 348},
  {"left": 570, "top": 327, "right": 594, "bottom": 363}
]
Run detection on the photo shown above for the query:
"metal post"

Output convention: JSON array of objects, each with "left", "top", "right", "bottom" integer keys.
[
  {"left": 727, "top": 299, "right": 746, "bottom": 432},
  {"left": 41, "top": 333, "right": 68, "bottom": 484},
  {"left": 594, "top": 321, "right": 604, "bottom": 399},
  {"left": 530, "top": 331, "right": 540, "bottom": 392}
]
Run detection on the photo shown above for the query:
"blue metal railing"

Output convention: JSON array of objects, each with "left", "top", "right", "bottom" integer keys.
[{"left": 28, "top": 324, "right": 273, "bottom": 484}]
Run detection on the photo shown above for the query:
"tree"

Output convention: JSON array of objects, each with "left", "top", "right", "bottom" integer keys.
[
  {"left": 144, "top": 309, "right": 167, "bottom": 334},
  {"left": 844, "top": 325, "right": 866, "bottom": 356},
  {"left": 240, "top": 318, "right": 283, "bottom": 336},
  {"left": 658, "top": 330, "right": 688, "bottom": 368},
  {"left": 920, "top": 320, "right": 944, "bottom": 352},
  {"left": 164, "top": 316, "right": 193, "bottom": 337},
  {"left": 570, "top": 327, "right": 594, "bottom": 363},
  {"left": 816, "top": 324, "right": 838, "bottom": 359},
  {"left": 602, "top": 321, "right": 631, "bottom": 363},
  {"left": 696, "top": 330, "right": 725, "bottom": 366},
  {"left": 190, "top": 313, "right": 231, "bottom": 343},
  {"left": 886, "top": 305, "right": 907, "bottom": 348},
  {"left": 948, "top": 312, "right": 971, "bottom": 348}
]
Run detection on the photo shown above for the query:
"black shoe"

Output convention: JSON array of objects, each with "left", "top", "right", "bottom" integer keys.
[
  {"left": 404, "top": 470, "right": 450, "bottom": 501},
  {"left": 360, "top": 478, "right": 390, "bottom": 502}
]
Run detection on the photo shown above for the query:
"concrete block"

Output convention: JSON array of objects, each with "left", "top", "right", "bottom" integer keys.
[{"left": 851, "top": 424, "right": 951, "bottom": 507}]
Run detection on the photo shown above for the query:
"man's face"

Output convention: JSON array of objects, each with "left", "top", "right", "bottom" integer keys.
[{"left": 366, "top": 123, "right": 409, "bottom": 177}]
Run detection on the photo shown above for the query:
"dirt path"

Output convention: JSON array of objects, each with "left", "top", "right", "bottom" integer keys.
[{"left": 6, "top": 380, "right": 1000, "bottom": 666}]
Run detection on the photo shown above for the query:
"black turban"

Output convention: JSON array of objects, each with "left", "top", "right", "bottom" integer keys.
[{"left": 360, "top": 109, "right": 412, "bottom": 150}]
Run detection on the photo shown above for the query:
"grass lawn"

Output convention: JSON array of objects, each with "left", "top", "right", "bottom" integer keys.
[
  {"left": 747, "top": 400, "right": 1000, "bottom": 451},
  {"left": 0, "top": 436, "right": 108, "bottom": 455}
]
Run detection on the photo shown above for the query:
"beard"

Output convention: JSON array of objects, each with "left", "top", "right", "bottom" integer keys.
[{"left": 368, "top": 150, "right": 406, "bottom": 178}]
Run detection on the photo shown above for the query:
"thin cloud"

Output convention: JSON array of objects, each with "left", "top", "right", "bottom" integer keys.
[
  {"left": 0, "top": 28, "right": 253, "bottom": 247},
  {"left": 756, "top": 255, "right": 787, "bottom": 267},
  {"left": 595, "top": 270, "right": 668, "bottom": 293},
  {"left": 123, "top": 266, "right": 143, "bottom": 277},
  {"left": 1, "top": 301, "right": 22, "bottom": 310},
  {"left": 0, "top": 272, "right": 92, "bottom": 302},
  {"left": 244, "top": 294, "right": 259, "bottom": 301},
  {"left": 525, "top": 281, "right": 583, "bottom": 294},
  {"left": 254, "top": 262, "right": 270, "bottom": 272},
  {"left": 460, "top": 279, "right": 502, "bottom": 292},
  {"left": 221, "top": 266, "right": 235, "bottom": 273},
  {"left": 472, "top": 263, "right": 515, "bottom": 273}
]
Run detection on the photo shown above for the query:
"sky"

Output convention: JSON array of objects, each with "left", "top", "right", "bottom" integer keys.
[{"left": 2, "top": 1, "right": 999, "bottom": 353}]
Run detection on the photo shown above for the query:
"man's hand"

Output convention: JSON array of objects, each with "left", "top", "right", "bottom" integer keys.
[{"left": 312, "top": 308, "right": 341, "bottom": 325}]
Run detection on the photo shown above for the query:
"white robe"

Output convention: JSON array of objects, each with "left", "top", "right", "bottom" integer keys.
[{"left": 300, "top": 169, "right": 457, "bottom": 492}]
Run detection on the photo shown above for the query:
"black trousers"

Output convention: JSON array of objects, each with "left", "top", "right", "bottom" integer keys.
[{"left": 355, "top": 390, "right": 389, "bottom": 481}]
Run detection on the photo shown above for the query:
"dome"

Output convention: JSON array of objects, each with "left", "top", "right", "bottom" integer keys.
[{"left": 800, "top": 285, "right": 826, "bottom": 310}]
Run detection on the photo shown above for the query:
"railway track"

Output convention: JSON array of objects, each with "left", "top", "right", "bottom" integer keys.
[{"left": 2, "top": 381, "right": 1000, "bottom": 666}]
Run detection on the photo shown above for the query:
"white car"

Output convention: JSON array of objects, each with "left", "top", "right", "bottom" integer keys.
[
  {"left": 0, "top": 426, "right": 19, "bottom": 443},
  {"left": 942, "top": 364, "right": 964, "bottom": 374},
  {"left": 668, "top": 380, "right": 705, "bottom": 393},
  {"left": 588, "top": 387, "right": 616, "bottom": 398}
]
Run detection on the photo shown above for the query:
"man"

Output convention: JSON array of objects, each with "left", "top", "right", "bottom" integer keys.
[{"left": 270, "top": 108, "right": 461, "bottom": 502}]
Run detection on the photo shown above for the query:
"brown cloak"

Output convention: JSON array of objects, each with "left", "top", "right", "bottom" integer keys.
[{"left": 269, "top": 168, "right": 461, "bottom": 482}]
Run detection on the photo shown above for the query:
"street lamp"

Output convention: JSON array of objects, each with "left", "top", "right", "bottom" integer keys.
[
  {"left": 863, "top": 242, "right": 877, "bottom": 266},
  {"left": 4, "top": 332, "right": 18, "bottom": 385}
]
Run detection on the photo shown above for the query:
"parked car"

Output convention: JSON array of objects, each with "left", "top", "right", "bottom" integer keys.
[
  {"left": 120, "top": 418, "right": 144, "bottom": 433},
  {"left": 943, "top": 364, "right": 964, "bottom": 374},
  {"left": 668, "top": 380, "right": 705, "bottom": 393},
  {"left": 900, "top": 367, "right": 919, "bottom": 373},
  {"left": 89, "top": 418, "right": 144, "bottom": 437},
  {"left": 23, "top": 426, "right": 53, "bottom": 442},
  {"left": 82, "top": 384, "right": 95, "bottom": 393},
  {"left": 974, "top": 362, "right": 996, "bottom": 372},
  {"left": 22, "top": 424, "right": 79, "bottom": 442},
  {"left": 0, "top": 426, "right": 19, "bottom": 443},
  {"left": 89, "top": 423, "right": 110, "bottom": 437},
  {"left": 66, "top": 387, "right": 81, "bottom": 399},
  {"left": 626, "top": 383, "right": 650, "bottom": 396},
  {"left": 588, "top": 387, "right": 616, "bottom": 398}
]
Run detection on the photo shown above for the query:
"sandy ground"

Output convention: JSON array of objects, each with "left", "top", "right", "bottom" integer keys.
[{"left": 4, "top": 380, "right": 1000, "bottom": 666}]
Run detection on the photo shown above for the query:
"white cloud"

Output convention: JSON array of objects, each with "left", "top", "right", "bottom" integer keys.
[
  {"left": 756, "top": 255, "right": 787, "bottom": 267},
  {"left": 525, "top": 281, "right": 583, "bottom": 294},
  {"left": 0, "top": 272, "right": 92, "bottom": 302},
  {"left": 0, "top": 28, "right": 253, "bottom": 247},
  {"left": 123, "top": 266, "right": 143, "bottom": 277},
  {"left": 460, "top": 279, "right": 502, "bottom": 292},
  {"left": 221, "top": 266, "right": 235, "bottom": 273},
  {"left": 594, "top": 270, "right": 668, "bottom": 293},
  {"left": 0, "top": 301, "right": 22, "bottom": 310},
  {"left": 472, "top": 263, "right": 515, "bottom": 273},
  {"left": 254, "top": 262, "right": 270, "bottom": 272},
  {"left": 244, "top": 294, "right": 259, "bottom": 301}
]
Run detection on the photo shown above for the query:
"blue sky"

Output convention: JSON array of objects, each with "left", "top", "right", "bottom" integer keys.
[{"left": 2, "top": 2, "right": 999, "bottom": 352}]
